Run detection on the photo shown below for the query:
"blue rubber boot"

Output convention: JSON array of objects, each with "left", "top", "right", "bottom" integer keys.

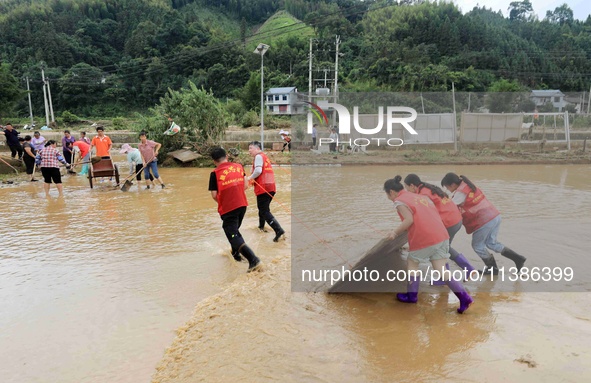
[{"left": 79, "top": 164, "right": 89, "bottom": 176}]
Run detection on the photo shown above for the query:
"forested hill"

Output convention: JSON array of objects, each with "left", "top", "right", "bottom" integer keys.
[{"left": 1, "top": 0, "right": 590, "bottom": 117}]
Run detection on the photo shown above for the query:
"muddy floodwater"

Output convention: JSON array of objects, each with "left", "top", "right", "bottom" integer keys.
[{"left": 2, "top": 163, "right": 591, "bottom": 382}]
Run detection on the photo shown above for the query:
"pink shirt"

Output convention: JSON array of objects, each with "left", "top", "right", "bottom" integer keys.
[
  {"left": 138, "top": 140, "right": 157, "bottom": 163},
  {"left": 73, "top": 141, "right": 90, "bottom": 158}
]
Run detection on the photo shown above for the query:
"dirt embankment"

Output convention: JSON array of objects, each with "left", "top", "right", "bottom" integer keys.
[{"left": 258, "top": 146, "right": 591, "bottom": 167}]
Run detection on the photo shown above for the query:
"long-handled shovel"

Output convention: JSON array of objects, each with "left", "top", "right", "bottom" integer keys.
[
  {"left": 117, "top": 156, "right": 155, "bottom": 192},
  {"left": 72, "top": 156, "right": 102, "bottom": 167},
  {"left": 0, "top": 156, "right": 19, "bottom": 174},
  {"left": 31, "top": 160, "right": 38, "bottom": 181},
  {"left": 67, "top": 151, "right": 77, "bottom": 175}
]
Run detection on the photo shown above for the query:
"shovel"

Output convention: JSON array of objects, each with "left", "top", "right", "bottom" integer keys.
[
  {"left": 67, "top": 151, "right": 77, "bottom": 174},
  {"left": 0, "top": 156, "right": 19, "bottom": 174},
  {"left": 73, "top": 155, "right": 102, "bottom": 166},
  {"left": 118, "top": 156, "right": 155, "bottom": 192}
]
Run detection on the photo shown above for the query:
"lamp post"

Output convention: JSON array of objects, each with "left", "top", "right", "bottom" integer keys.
[{"left": 253, "top": 43, "right": 269, "bottom": 149}]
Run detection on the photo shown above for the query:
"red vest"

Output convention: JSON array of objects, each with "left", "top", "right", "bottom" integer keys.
[
  {"left": 418, "top": 186, "right": 462, "bottom": 229},
  {"left": 456, "top": 181, "right": 500, "bottom": 234},
  {"left": 214, "top": 162, "right": 248, "bottom": 216},
  {"left": 395, "top": 190, "right": 449, "bottom": 251},
  {"left": 252, "top": 152, "right": 276, "bottom": 196}
]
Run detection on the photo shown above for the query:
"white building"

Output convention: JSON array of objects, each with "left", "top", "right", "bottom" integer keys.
[
  {"left": 530, "top": 90, "right": 567, "bottom": 111},
  {"left": 265, "top": 87, "right": 303, "bottom": 115}
]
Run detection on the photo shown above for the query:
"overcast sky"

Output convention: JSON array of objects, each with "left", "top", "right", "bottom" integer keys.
[{"left": 451, "top": 0, "right": 589, "bottom": 21}]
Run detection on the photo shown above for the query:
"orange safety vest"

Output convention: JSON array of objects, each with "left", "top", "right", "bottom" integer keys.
[
  {"left": 418, "top": 186, "right": 462, "bottom": 229},
  {"left": 456, "top": 181, "right": 500, "bottom": 234},
  {"left": 214, "top": 162, "right": 248, "bottom": 216},
  {"left": 251, "top": 152, "right": 276, "bottom": 196},
  {"left": 395, "top": 190, "right": 449, "bottom": 251}
]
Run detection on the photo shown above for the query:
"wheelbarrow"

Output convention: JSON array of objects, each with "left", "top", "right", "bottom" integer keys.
[{"left": 88, "top": 157, "right": 120, "bottom": 188}]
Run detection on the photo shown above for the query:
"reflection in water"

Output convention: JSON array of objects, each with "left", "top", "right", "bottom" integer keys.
[{"left": 326, "top": 291, "right": 494, "bottom": 382}]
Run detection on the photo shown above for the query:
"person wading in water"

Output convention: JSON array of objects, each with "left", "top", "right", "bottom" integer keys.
[
  {"left": 209, "top": 147, "right": 262, "bottom": 272},
  {"left": 247, "top": 141, "right": 285, "bottom": 242},
  {"left": 385, "top": 175, "right": 473, "bottom": 314},
  {"left": 441, "top": 173, "right": 526, "bottom": 275}
]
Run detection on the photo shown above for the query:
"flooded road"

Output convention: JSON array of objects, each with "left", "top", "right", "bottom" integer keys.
[
  {"left": 154, "top": 163, "right": 591, "bottom": 383},
  {"left": 0, "top": 162, "right": 291, "bottom": 383},
  {"left": 2, "top": 162, "right": 591, "bottom": 382}
]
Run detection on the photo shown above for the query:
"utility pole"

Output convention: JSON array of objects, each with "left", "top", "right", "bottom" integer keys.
[
  {"left": 41, "top": 69, "right": 50, "bottom": 128},
  {"left": 25, "top": 77, "right": 34, "bottom": 126},
  {"left": 452, "top": 82, "right": 458, "bottom": 152},
  {"left": 46, "top": 74, "right": 55, "bottom": 123},
  {"left": 308, "top": 38, "right": 313, "bottom": 132},
  {"left": 334, "top": 35, "right": 340, "bottom": 105},
  {"left": 41, "top": 67, "right": 55, "bottom": 124},
  {"left": 332, "top": 35, "right": 341, "bottom": 129}
]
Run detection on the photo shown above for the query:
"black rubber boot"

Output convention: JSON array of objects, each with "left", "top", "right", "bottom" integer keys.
[
  {"left": 231, "top": 249, "right": 243, "bottom": 262},
  {"left": 269, "top": 220, "right": 285, "bottom": 242},
  {"left": 480, "top": 255, "right": 500, "bottom": 275},
  {"left": 501, "top": 247, "right": 526, "bottom": 271},
  {"left": 258, "top": 217, "right": 267, "bottom": 232},
  {"left": 239, "top": 244, "right": 262, "bottom": 273},
  {"left": 230, "top": 237, "right": 245, "bottom": 262}
]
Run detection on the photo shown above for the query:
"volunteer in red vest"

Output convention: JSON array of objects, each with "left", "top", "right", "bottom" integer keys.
[
  {"left": 385, "top": 175, "right": 473, "bottom": 314},
  {"left": 247, "top": 141, "right": 285, "bottom": 242},
  {"left": 441, "top": 173, "right": 526, "bottom": 275},
  {"left": 209, "top": 147, "right": 262, "bottom": 272},
  {"left": 404, "top": 174, "right": 477, "bottom": 282}
]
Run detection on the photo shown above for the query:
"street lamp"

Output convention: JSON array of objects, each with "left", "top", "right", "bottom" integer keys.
[{"left": 253, "top": 43, "right": 269, "bottom": 149}]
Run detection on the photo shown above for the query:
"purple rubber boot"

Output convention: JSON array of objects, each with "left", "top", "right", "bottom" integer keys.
[
  {"left": 431, "top": 263, "right": 449, "bottom": 286},
  {"left": 453, "top": 253, "right": 477, "bottom": 279},
  {"left": 446, "top": 279, "right": 473, "bottom": 314},
  {"left": 396, "top": 276, "right": 419, "bottom": 303}
]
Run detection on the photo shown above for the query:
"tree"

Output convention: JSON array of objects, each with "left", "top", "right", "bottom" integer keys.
[
  {"left": 545, "top": 4, "right": 573, "bottom": 25},
  {"left": 136, "top": 81, "right": 228, "bottom": 157},
  {"left": 58, "top": 63, "right": 105, "bottom": 111},
  {"left": 486, "top": 79, "right": 523, "bottom": 113},
  {"left": 236, "top": 71, "right": 261, "bottom": 112},
  {"left": 508, "top": 0, "right": 534, "bottom": 22},
  {"left": 0, "top": 63, "right": 24, "bottom": 118},
  {"left": 240, "top": 17, "right": 247, "bottom": 49}
]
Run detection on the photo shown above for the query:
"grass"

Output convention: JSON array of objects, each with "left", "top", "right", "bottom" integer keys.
[
  {"left": 182, "top": 4, "right": 241, "bottom": 39},
  {"left": 246, "top": 10, "right": 315, "bottom": 51}
]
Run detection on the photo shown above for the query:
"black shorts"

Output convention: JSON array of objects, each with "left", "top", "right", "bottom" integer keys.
[{"left": 41, "top": 167, "right": 62, "bottom": 184}]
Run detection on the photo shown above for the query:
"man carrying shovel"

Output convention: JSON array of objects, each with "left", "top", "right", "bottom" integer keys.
[
  {"left": 138, "top": 132, "right": 165, "bottom": 189},
  {"left": 119, "top": 144, "right": 153, "bottom": 188}
]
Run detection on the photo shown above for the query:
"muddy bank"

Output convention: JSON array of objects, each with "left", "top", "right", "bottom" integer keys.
[{"left": 152, "top": 249, "right": 591, "bottom": 383}]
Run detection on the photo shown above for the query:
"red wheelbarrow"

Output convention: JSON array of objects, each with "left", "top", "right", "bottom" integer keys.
[{"left": 88, "top": 157, "right": 120, "bottom": 188}]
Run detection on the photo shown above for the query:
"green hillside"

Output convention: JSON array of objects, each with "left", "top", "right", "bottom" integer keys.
[
  {"left": 1, "top": 0, "right": 590, "bottom": 121},
  {"left": 247, "top": 10, "right": 315, "bottom": 51}
]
